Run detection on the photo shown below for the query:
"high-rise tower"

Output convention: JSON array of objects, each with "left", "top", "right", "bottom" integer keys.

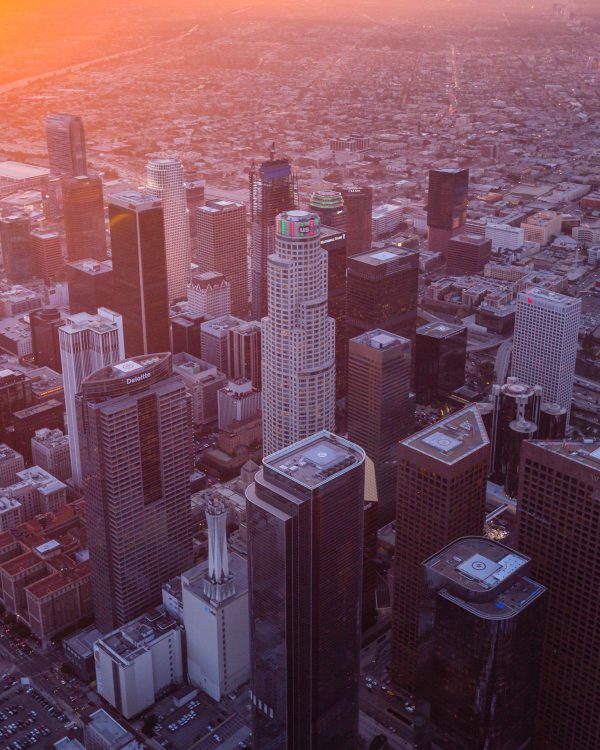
[
  {"left": 59, "top": 308, "right": 124, "bottom": 488},
  {"left": 146, "top": 158, "right": 191, "bottom": 303},
  {"left": 427, "top": 168, "right": 469, "bottom": 254},
  {"left": 246, "top": 431, "right": 365, "bottom": 750},
  {"left": 77, "top": 353, "right": 193, "bottom": 632},
  {"left": 45, "top": 113, "right": 87, "bottom": 177},
  {"left": 511, "top": 288, "right": 580, "bottom": 421},
  {"left": 0, "top": 214, "right": 32, "bottom": 282},
  {"left": 109, "top": 191, "right": 171, "bottom": 357},
  {"left": 196, "top": 199, "right": 248, "bottom": 317},
  {"left": 338, "top": 185, "right": 373, "bottom": 258},
  {"left": 309, "top": 190, "right": 346, "bottom": 230},
  {"left": 261, "top": 210, "right": 335, "bottom": 455},
  {"left": 249, "top": 152, "right": 298, "bottom": 319},
  {"left": 62, "top": 175, "right": 107, "bottom": 261}
]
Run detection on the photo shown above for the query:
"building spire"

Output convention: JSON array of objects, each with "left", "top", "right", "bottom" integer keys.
[{"left": 204, "top": 498, "right": 235, "bottom": 602}]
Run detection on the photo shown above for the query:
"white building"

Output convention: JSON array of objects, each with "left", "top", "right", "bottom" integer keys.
[
  {"left": 218, "top": 379, "right": 261, "bottom": 430},
  {"left": 146, "top": 158, "right": 191, "bottom": 303},
  {"left": 521, "top": 211, "right": 562, "bottom": 245},
  {"left": 187, "top": 271, "right": 232, "bottom": 319},
  {"left": 172, "top": 352, "right": 227, "bottom": 428},
  {"left": 31, "top": 428, "right": 71, "bottom": 481},
  {"left": 94, "top": 607, "right": 184, "bottom": 719},
  {"left": 59, "top": 308, "right": 124, "bottom": 488},
  {"left": 262, "top": 210, "right": 335, "bottom": 455},
  {"left": 511, "top": 288, "right": 581, "bottom": 420},
  {"left": 182, "top": 499, "right": 249, "bottom": 701},
  {"left": 572, "top": 223, "right": 600, "bottom": 246},
  {"left": 83, "top": 708, "right": 141, "bottom": 750},
  {"left": 485, "top": 222, "right": 525, "bottom": 250},
  {"left": 0, "top": 444, "right": 24, "bottom": 487},
  {"left": 0, "top": 466, "right": 68, "bottom": 529},
  {"left": 371, "top": 203, "right": 405, "bottom": 239}
]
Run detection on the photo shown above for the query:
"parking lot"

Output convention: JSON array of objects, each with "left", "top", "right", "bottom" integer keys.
[
  {"left": 149, "top": 690, "right": 250, "bottom": 750},
  {"left": 0, "top": 680, "right": 73, "bottom": 750}
]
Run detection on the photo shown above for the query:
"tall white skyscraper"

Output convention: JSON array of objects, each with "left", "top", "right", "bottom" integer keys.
[
  {"left": 59, "top": 308, "right": 124, "bottom": 487},
  {"left": 146, "top": 158, "right": 191, "bottom": 303},
  {"left": 511, "top": 288, "right": 581, "bottom": 420},
  {"left": 262, "top": 210, "right": 335, "bottom": 455}
]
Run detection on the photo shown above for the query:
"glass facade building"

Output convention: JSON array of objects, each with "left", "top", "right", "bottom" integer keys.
[
  {"left": 62, "top": 175, "right": 107, "bottom": 262},
  {"left": 415, "top": 322, "right": 467, "bottom": 405},
  {"left": 426, "top": 168, "right": 469, "bottom": 254}
]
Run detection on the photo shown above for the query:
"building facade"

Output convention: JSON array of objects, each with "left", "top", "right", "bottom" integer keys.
[
  {"left": 45, "top": 113, "right": 87, "bottom": 177},
  {"left": 427, "top": 168, "right": 469, "bottom": 254},
  {"left": 415, "top": 322, "right": 467, "bottom": 405},
  {"left": 62, "top": 175, "right": 107, "bottom": 262}
]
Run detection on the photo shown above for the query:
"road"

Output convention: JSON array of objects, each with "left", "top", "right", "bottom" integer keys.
[
  {"left": 360, "top": 711, "right": 414, "bottom": 750},
  {"left": 495, "top": 339, "right": 513, "bottom": 385}
]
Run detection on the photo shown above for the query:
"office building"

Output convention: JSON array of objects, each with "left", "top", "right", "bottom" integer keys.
[
  {"left": 59, "top": 308, "right": 124, "bottom": 487},
  {"left": 511, "top": 288, "right": 580, "bottom": 419},
  {"left": 146, "top": 158, "right": 191, "bottom": 303},
  {"left": 246, "top": 432, "right": 365, "bottom": 749},
  {"left": 182, "top": 499, "right": 250, "bottom": 701},
  {"left": 187, "top": 271, "right": 232, "bottom": 319},
  {"left": 516, "top": 440, "right": 600, "bottom": 750},
  {"left": 94, "top": 607, "right": 184, "bottom": 718},
  {"left": 227, "top": 320, "right": 261, "bottom": 389},
  {"left": 392, "top": 405, "right": 489, "bottom": 691},
  {"left": 66, "top": 258, "right": 113, "bottom": 315},
  {"left": 109, "top": 191, "right": 170, "bottom": 356},
  {"left": 309, "top": 190, "right": 346, "bottom": 230},
  {"left": 346, "top": 246, "right": 419, "bottom": 343},
  {"left": 484, "top": 222, "right": 525, "bottom": 251},
  {"left": 196, "top": 199, "right": 248, "bottom": 317},
  {"left": 538, "top": 402, "right": 567, "bottom": 439},
  {"left": 0, "top": 444, "right": 24, "bottom": 487},
  {"left": 31, "top": 231, "right": 62, "bottom": 283},
  {"left": 446, "top": 234, "right": 491, "bottom": 275},
  {"left": 77, "top": 353, "right": 193, "bottom": 631},
  {"left": 10, "top": 399, "right": 64, "bottom": 462},
  {"left": 83, "top": 709, "right": 140, "bottom": 750},
  {"left": 29, "top": 308, "right": 63, "bottom": 372},
  {"left": 218, "top": 379, "right": 261, "bottom": 431},
  {"left": 185, "top": 178, "right": 205, "bottom": 255},
  {"left": 170, "top": 311, "right": 203, "bottom": 359},
  {"left": 415, "top": 322, "right": 467, "bottom": 405},
  {"left": 31, "top": 428, "right": 71, "bottom": 481},
  {"left": 320, "top": 226, "right": 348, "bottom": 400},
  {"left": 62, "top": 175, "right": 107, "bottom": 262},
  {"left": 0, "top": 369, "right": 34, "bottom": 441},
  {"left": 1, "top": 214, "right": 32, "bottom": 282},
  {"left": 262, "top": 210, "right": 335, "bottom": 455},
  {"left": 45, "top": 113, "right": 87, "bottom": 177},
  {"left": 521, "top": 210, "right": 561, "bottom": 245},
  {"left": 249, "top": 154, "right": 298, "bottom": 319},
  {"left": 418, "top": 537, "right": 546, "bottom": 750},
  {"left": 372, "top": 203, "right": 405, "bottom": 239},
  {"left": 201, "top": 314, "right": 244, "bottom": 373},
  {"left": 171, "top": 352, "right": 227, "bottom": 430},
  {"left": 427, "top": 168, "right": 469, "bottom": 254},
  {"left": 338, "top": 185, "right": 373, "bottom": 257},
  {"left": 0, "top": 465, "right": 68, "bottom": 525},
  {"left": 347, "top": 330, "right": 413, "bottom": 525}
]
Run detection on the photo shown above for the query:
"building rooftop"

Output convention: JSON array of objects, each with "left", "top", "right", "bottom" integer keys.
[
  {"left": 200, "top": 198, "right": 243, "bottom": 212},
  {"left": 172, "top": 352, "right": 216, "bottom": 377},
  {"left": 85, "top": 354, "right": 167, "bottom": 385},
  {"left": 109, "top": 191, "right": 161, "bottom": 210},
  {"left": 61, "top": 311, "right": 120, "bottom": 336},
  {"left": 350, "top": 245, "right": 418, "bottom": 267},
  {"left": 63, "top": 625, "right": 102, "bottom": 659},
  {"left": 54, "top": 738, "right": 86, "bottom": 750},
  {"left": 417, "top": 321, "right": 466, "bottom": 339},
  {"left": 201, "top": 315, "right": 244, "bottom": 336},
  {"left": 264, "top": 431, "right": 365, "bottom": 490},
  {"left": 96, "top": 607, "right": 180, "bottom": 665},
  {"left": 66, "top": 258, "right": 113, "bottom": 275},
  {"left": 0, "top": 443, "right": 22, "bottom": 463},
  {"left": 351, "top": 329, "right": 411, "bottom": 350},
  {"left": 526, "top": 439, "right": 600, "bottom": 474},
  {"left": 86, "top": 708, "right": 134, "bottom": 746},
  {"left": 13, "top": 398, "right": 62, "bottom": 420},
  {"left": 424, "top": 536, "right": 545, "bottom": 620},
  {"left": 0, "top": 161, "right": 50, "bottom": 181},
  {"left": 402, "top": 405, "right": 489, "bottom": 465},
  {"left": 518, "top": 287, "right": 580, "bottom": 308}
]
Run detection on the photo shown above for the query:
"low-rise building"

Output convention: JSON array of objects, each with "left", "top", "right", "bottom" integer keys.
[
  {"left": 172, "top": 352, "right": 227, "bottom": 429},
  {"left": 83, "top": 708, "right": 141, "bottom": 750},
  {"left": 31, "top": 428, "right": 71, "bottom": 481},
  {"left": 0, "top": 443, "right": 24, "bottom": 487}
]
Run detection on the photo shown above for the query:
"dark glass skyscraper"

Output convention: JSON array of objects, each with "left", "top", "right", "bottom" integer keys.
[
  {"left": 66, "top": 258, "right": 113, "bottom": 315},
  {"left": 1, "top": 214, "right": 33, "bottom": 282},
  {"left": 516, "top": 440, "right": 600, "bottom": 750},
  {"left": 77, "top": 353, "right": 193, "bottom": 632},
  {"left": 427, "top": 168, "right": 469, "bottom": 254},
  {"left": 62, "top": 175, "right": 107, "bottom": 261},
  {"left": 249, "top": 155, "right": 298, "bottom": 319},
  {"left": 415, "top": 322, "right": 467, "bottom": 405},
  {"left": 29, "top": 307, "right": 63, "bottom": 372},
  {"left": 45, "top": 112, "right": 87, "bottom": 177},
  {"left": 246, "top": 432, "right": 365, "bottom": 750},
  {"left": 309, "top": 190, "right": 346, "bottom": 230},
  {"left": 109, "top": 191, "right": 170, "bottom": 357},
  {"left": 418, "top": 537, "right": 546, "bottom": 750},
  {"left": 320, "top": 226, "right": 348, "bottom": 400},
  {"left": 338, "top": 185, "right": 373, "bottom": 258}
]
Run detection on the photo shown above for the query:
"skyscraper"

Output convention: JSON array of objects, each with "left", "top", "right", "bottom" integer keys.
[
  {"left": 246, "top": 431, "right": 365, "bottom": 750},
  {"left": 170, "top": 312, "right": 203, "bottom": 360},
  {"left": 346, "top": 246, "right": 419, "bottom": 343},
  {"left": 66, "top": 258, "right": 113, "bottom": 315},
  {"left": 77, "top": 353, "right": 193, "bottom": 632},
  {"left": 200, "top": 315, "right": 245, "bottom": 373},
  {"left": 31, "top": 230, "right": 62, "bottom": 283},
  {"left": 45, "top": 113, "right": 87, "bottom": 177},
  {"left": 347, "top": 329, "right": 413, "bottom": 525},
  {"left": 446, "top": 233, "right": 491, "bottom": 275},
  {"left": 196, "top": 199, "right": 248, "bottom": 317},
  {"left": 59, "top": 308, "right": 124, "bottom": 488},
  {"left": 187, "top": 271, "right": 232, "bottom": 320},
  {"left": 185, "top": 177, "right": 205, "bottom": 255},
  {"left": 29, "top": 307, "right": 63, "bottom": 372},
  {"left": 418, "top": 537, "right": 546, "bottom": 750},
  {"left": 415, "top": 322, "right": 467, "bottom": 405},
  {"left": 62, "top": 175, "right": 107, "bottom": 261},
  {"left": 392, "top": 405, "right": 489, "bottom": 691},
  {"left": 511, "top": 288, "right": 580, "bottom": 420},
  {"left": 320, "top": 226, "right": 348, "bottom": 401},
  {"left": 516, "top": 440, "right": 600, "bottom": 750},
  {"left": 227, "top": 320, "right": 261, "bottom": 389},
  {"left": 338, "top": 185, "right": 373, "bottom": 258},
  {"left": 146, "top": 158, "right": 191, "bottom": 303},
  {"left": 249, "top": 154, "right": 298, "bottom": 320},
  {"left": 1, "top": 214, "right": 32, "bottom": 282},
  {"left": 261, "top": 210, "right": 335, "bottom": 456},
  {"left": 427, "top": 168, "right": 469, "bottom": 254},
  {"left": 309, "top": 190, "right": 346, "bottom": 230},
  {"left": 109, "top": 191, "right": 170, "bottom": 356}
]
